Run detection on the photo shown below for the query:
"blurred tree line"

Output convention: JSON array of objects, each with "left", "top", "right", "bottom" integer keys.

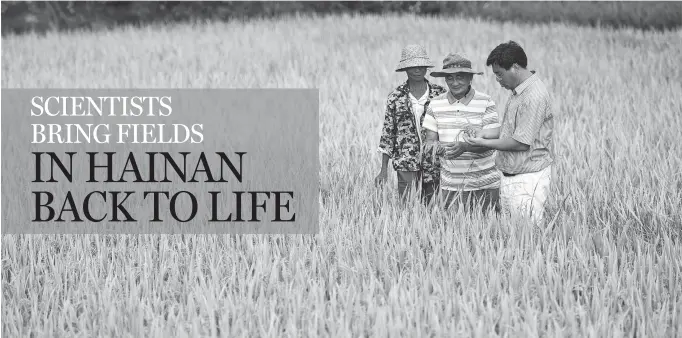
[{"left": 2, "top": 1, "right": 681, "bottom": 36}]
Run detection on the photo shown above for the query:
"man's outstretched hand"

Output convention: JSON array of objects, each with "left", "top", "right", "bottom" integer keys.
[
  {"left": 463, "top": 134, "right": 488, "bottom": 148},
  {"left": 443, "top": 142, "right": 467, "bottom": 160}
]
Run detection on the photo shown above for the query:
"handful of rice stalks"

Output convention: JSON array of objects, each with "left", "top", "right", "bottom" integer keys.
[{"left": 463, "top": 126, "right": 479, "bottom": 138}]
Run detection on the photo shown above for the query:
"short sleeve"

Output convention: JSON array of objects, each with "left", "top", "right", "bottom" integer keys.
[
  {"left": 512, "top": 95, "right": 549, "bottom": 145},
  {"left": 422, "top": 106, "right": 438, "bottom": 132},
  {"left": 482, "top": 99, "right": 500, "bottom": 129}
]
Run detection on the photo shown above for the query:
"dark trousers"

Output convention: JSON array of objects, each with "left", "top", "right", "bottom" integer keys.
[
  {"left": 396, "top": 171, "right": 439, "bottom": 206},
  {"left": 441, "top": 188, "right": 500, "bottom": 214}
]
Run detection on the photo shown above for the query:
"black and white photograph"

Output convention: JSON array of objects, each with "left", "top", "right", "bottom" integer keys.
[{"left": 2, "top": 1, "right": 681, "bottom": 336}]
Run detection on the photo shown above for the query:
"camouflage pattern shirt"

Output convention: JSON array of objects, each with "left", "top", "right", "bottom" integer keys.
[{"left": 378, "top": 80, "right": 447, "bottom": 184}]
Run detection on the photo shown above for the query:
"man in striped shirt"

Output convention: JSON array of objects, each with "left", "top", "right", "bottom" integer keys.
[
  {"left": 422, "top": 53, "right": 501, "bottom": 214},
  {"left": 464, "top": 41, "right": 555, "bottom": 224}
]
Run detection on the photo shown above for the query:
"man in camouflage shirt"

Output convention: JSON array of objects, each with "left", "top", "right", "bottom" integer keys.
[{"left": 375, "top": 45, "right": 448, "bottom": 205}]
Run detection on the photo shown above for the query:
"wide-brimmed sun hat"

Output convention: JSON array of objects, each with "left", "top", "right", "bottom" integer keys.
[
  {"left": 430, "top": 53, "right": 484, "bottom": 77},
  {"left": 395, "top": 44, "right": 435, "bottom": 72}
]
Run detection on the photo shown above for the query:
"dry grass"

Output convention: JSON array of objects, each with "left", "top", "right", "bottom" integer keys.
[{"left": 2, "top": 14, "right": 682, "bottom": 337}]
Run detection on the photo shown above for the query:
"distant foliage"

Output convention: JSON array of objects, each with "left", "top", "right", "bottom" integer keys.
[{"left": 2, "top": 1, "right": 682, "bottom": 36}]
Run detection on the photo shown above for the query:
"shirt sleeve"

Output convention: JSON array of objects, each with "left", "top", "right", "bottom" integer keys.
[
  {"left": 512, "top": 94, "right": 549, "bottom": 146},
  {"left": 422, "top": 106, "right": 438, "bottom": 132},
  {"left": 482, "top": 99, "right": 500, "bottom": 129}
]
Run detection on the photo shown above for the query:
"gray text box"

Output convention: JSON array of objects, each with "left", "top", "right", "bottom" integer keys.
[{"left": 1, "top": 89, "right": 319, "bottom": 234}]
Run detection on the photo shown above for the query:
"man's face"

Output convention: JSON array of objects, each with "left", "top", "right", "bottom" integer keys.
[
  {"left": 404, "top": 67, "right": 427, "bottom": 81},
  {"left": 444, "top": 72, "right": 473, "bottom": 97},
  {"left": 492, "top": 63, "right": 516, "bottom": 90}
]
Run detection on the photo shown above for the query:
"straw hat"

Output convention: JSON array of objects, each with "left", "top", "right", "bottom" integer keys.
[
  {"left": 395, "top": 44, "right": 435, "bottom": 72},
  {"left": 430, "top": 53, "right": 484, "bottom": 77}
]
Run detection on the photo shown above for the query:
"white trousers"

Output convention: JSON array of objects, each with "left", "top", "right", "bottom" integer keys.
[{"left": 500, "top": 165, "right": 552, "bottom": 224}]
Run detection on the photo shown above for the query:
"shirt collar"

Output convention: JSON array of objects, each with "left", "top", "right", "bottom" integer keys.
[
  {"left": 512, "top": 70, "right": 537, "bottom": 95},
  {"left": 447, "top": 85, "right": 475, "bottom": 105}
]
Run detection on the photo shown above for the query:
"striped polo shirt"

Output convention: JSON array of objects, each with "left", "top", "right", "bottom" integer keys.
[
  {"left": 496, "top": 72, "right": 554, "bottom": 174},
  {"left": 423, "top": 87, "right": 501, "bottom": 192}
]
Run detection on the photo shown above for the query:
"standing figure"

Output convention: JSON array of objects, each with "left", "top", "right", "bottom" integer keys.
[
  {"left": 464, "top": 41, "right": 555, "bottom": 224},
  {"left": 375, "top": 44, "right": 447, "bottom": 205},
  {"left": 422, "top": 53, "right": 501, "bottom": 214}
]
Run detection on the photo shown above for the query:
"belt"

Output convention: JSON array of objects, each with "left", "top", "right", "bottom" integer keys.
[{"left": 502, "top": 172, "right": 518, "bottom": 177}]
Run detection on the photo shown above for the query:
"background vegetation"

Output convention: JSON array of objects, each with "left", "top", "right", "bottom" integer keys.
[
  {"left": 3, "top": 8, "right": 682, "bottom": 336},
  {"left": 3, "top": 1, "right": 682, "bottom": 36}
]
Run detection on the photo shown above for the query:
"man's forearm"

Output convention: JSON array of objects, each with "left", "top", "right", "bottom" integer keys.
[
  {"left": 480, "top": 128, "right": 500, "bottom": 139},
  {"left": 478, "top": 137, "right": 530, "bottom": 151},
  {"left": 463, "top": 143, "right": 493, "bottom": 153},
  {"left": 380, "top": 153, "right": 390, "bottom": 171},
  {"left": 423, "top": 129, "right": 442, "bottom": 157}
]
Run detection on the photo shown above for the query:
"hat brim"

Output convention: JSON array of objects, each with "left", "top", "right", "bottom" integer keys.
[
  {"left": 395, "top": 65, "right": 435, "bottom": 72},
  {"left": 430, "top": 68, "right": 483, "bottom": 77},
  {"left": 395, "top": 58, "right": 435, "bottom": 72}
]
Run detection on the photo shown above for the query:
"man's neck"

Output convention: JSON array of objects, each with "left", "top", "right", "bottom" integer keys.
[
  {"left": 407, "top": 78, "right": 426, "bottom": 87},
  {"left": 513, "top": 69, "right": 533, "bottom": 89}
]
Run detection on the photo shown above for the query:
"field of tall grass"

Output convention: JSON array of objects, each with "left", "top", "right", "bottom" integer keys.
[{"left": 2, "top": 14, "right": 682, "bottom": 337}]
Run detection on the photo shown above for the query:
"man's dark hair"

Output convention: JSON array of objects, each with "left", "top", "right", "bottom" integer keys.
[{"left": 486, "top": 41, "right": 527, "bottom": 70}]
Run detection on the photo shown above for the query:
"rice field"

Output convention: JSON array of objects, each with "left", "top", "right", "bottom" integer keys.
[{"left": 2, "top": 13, "right": 682, "bottom": 337}]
